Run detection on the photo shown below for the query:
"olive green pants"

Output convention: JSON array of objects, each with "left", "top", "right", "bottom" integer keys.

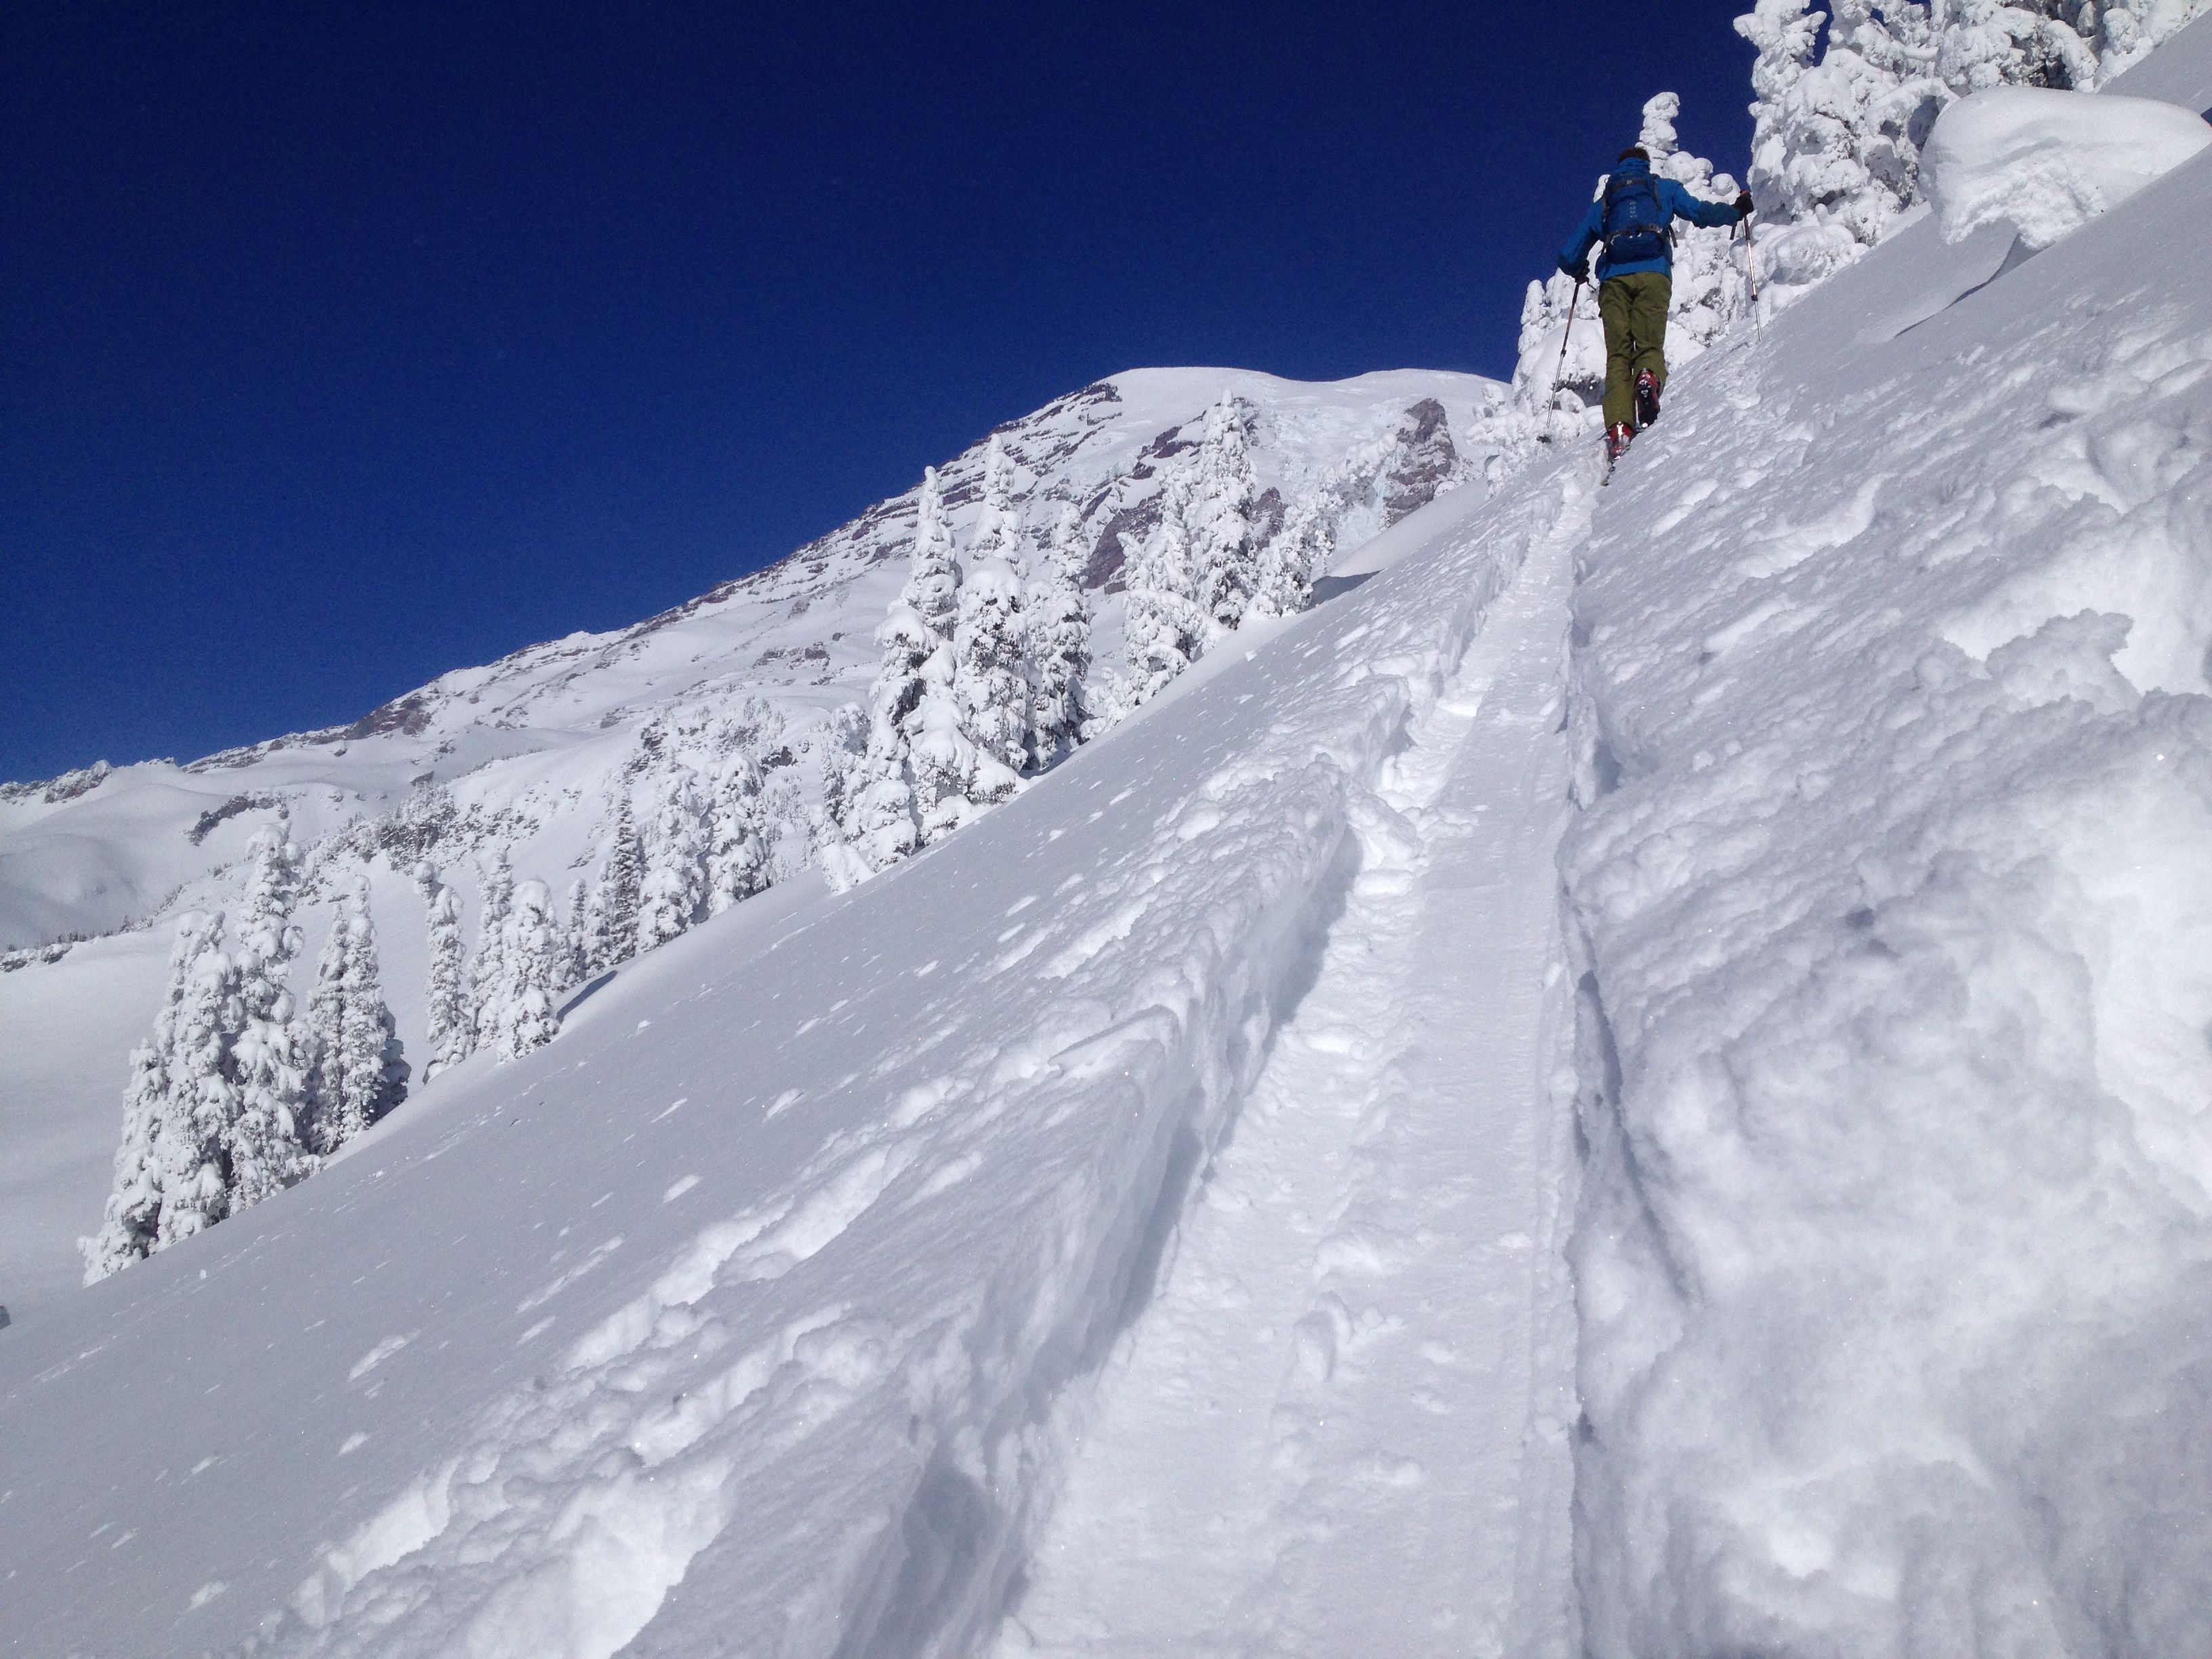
[{"left": 1598, "top": 271, "right": 1671, "bottom": 429}]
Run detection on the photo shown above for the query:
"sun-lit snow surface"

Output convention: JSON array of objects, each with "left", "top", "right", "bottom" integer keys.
[
  {"left": 0, "top": 414, "right": 1561, "bottom": 1654},
  {"left": 1562, "top": 24, "right": 2212, "bottom": 1656},
  {"left": 9, "top": 22, "right": 2212, "bottom": 1656},
  {"left": 0, "top": 366, "right": 1494, "bottom": 1324}
]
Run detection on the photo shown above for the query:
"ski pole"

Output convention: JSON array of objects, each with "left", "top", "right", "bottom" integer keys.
[
  {"left": 1551, "top": 278, "right": 1584, "bottom": 394},
  {"left": 1741, "top": 220, "right": 1763, "bottom": 334}
]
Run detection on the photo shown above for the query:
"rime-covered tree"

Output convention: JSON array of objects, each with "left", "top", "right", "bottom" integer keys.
[
  {"left": 1739, "top": 0, "right": 1827, "bottom": 224},
  {"left": 1025, "top": 504, "right": 1092, "bottom": 766},
  {"left": 1254, "top": 494, "right": 1330, "bottom": 621},
  {"left": 153, "top": 920, "right": 243, "bottom": 1246},
  {"left": 1191, "top": 394, "right": 1261, "bottom": 640},
  {"left": 226, "top": 828, "right": 314, "bottom": 1209},
  {"left": 816, "top": 701, "right": 869, "bottom": 843},
  {"left": 489, "top": 880, "right": 562, "bottom": 1059},
  {"left": 83, "top": 911, "right": 218, "bottom": 1281},
  {"left": 468, "top": 850, "right": 516, "bottom": 1050},
  {"left": 638, "top": 766, "right": 708, "bottom": 949},
  {"left": 595, "top": 796, "right": 645, "bottom": 970},
  {"left": 1122, "top": 464, "right": 1206, "bottom": 708},
  {"left": 905, "top": 468, "right": 976, "bottom": 844},
  {"left": 560, "top": 876, "right": 592, "bottom": 987},
  {"left": 419, "top": 863, "right": 472, "bottom": 1078},
  {"left": 304, "top": 877, "right": 405, "bottom": 1153},
  {"left": 954, "top": 438, "right": 1029, "bottom": 809},
  {"left": 1934, "top": 0, "right": 2096, "bottom": 93},
  {"left": 853, "top": 468, "right": 962, "bottom": 867},
  {"left": 708, "top": 738, "right": 770, "bottom": 913}
]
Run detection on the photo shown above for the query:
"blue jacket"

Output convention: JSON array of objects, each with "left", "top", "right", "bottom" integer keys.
[{"left": 1560, "top": 156, "right": 1740, "bottom": 281}]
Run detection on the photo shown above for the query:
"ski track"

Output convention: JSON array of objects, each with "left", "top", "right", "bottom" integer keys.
[{"left": 994, "top": 483, "right": 1590, "bottom": 1659}]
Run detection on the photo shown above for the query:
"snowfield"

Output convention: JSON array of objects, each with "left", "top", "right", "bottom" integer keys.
[
  {"left": 6, "top": 16, "right": 2212, "bottom": 1659},
  {"left": 0, "top": 365, "right": 1496, "bottom": 1325}
]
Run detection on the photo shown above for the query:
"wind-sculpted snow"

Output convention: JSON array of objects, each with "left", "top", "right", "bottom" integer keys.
[
  {"left": 1561, "top": 83, "right": 2212, "bottom": 1659},
  {"left": 0, "top": 449, "right": 1557, "bottom": 1657}
]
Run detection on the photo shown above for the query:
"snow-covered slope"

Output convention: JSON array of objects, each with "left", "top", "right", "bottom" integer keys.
[
  {"left": 1561, "top": 37, "right": 2212, "bottom": 1658},
  {"left": 0, "top": 395, "right": 1572, "bottom": 1659},
  {"left": 7, "top": 20, "right": 2212, "bottom": 1658},
  {"left": 0, "top": 366, "right": 1494, "bottom": 1324}
]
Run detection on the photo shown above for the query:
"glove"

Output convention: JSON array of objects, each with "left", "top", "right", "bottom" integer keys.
[
  {"left": 1557, "top": 254, "right": 1589, "bottom": 283},
  {"left": 1735, "top": 190, "right": 1755, "bottom": 220}
]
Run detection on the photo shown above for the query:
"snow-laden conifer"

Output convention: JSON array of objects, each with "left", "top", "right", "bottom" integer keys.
[
  {"left": 815, "top": 701, "right": 868, "bottom": 844},
  {"left": 953, "top": 436, "right": 1029, "bottom": 806},
  {"left": 226, "top": 828, "right": 315, "bottom": 1209},
  {"left": 904, "top": 467, "right": 976, "bottom": 843},
  {"left": 1740, "top": 0, "right": 1826, "bottom": 218},
  {"left": 1254, "top": 495, "right": 1329, "bottom": 621},
  {"left": 491, "top": 879, "right": 562, "bottom": 1060},
  {"left": 152, "top": 918, "right": 243, "bottom": 1246},
  {"left": 1122, "top": 464, "right": 1206, "bottom": 708},
  {"left": 852, "top": 468, "right": 962, "bottom": 867},
  {"left": 83, "top": 910, "right": 218, "bottom": 1281},
  {"left": 1025, "top": 504, "right": 1092, "bottom": 766},
  {"left": 560, "top": 877, "right": 592, "bottom": 987},
  {"left": 305, "top": 877, "right": 404, "bottom": 1153},
  {"left": 708, "top": 738, "right": 769, "bottom": 913},
  {"left": 419, "top": 863, "right": 472, "bottom": 1078},
  {"left": 594, "top": 797, "right": 645, "bottom": 970},
  {"left": 468, "top": 850, "right": 516, "bottom": 1050},
  {"left": 638, "top": 766, "right": 708, "bottom": 950},
  {"left": 1192, "top": 395, "right": 1261, "bottom": 641}
]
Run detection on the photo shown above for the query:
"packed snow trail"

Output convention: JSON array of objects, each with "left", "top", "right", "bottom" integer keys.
[{"left": 996, "top": 495, "right": 1585, "bottom": 1659}]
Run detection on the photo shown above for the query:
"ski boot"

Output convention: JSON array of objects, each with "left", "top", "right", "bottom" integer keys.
[
  {"left": 1634, "top": 369, "right": 1662, "bottom": 430},
  {"left": 1605, "top": 422, "right": 1634, "bottom": 466}
]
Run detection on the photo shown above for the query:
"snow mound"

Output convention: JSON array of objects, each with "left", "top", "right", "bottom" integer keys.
[{"left": 1922, "top": 85, "right": 2211, "bottom": 249}]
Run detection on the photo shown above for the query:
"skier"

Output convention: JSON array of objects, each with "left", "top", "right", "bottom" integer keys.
[{"left": 1559, "top": 146, "right": 1751, "bottom": 468}]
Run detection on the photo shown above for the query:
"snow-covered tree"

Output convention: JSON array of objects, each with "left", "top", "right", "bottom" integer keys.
[
  {"left": 1934, "top": 0, "right": 2097, "bottom": 93},
  {"left": 486, "top": 878, "right": 561, "bottom": 1059},
  {"left": 1191, "top": 394, "right": 1261, "bottom": 641},
  {"left": 853, "top": 467, "right": 962, "bottom": 867},
  {"left": 419, "top": 863, "right": 472, "bottom": 1079},
  {"left": 304, "top": 878, "right": 405, "bottom": 1153},
  {"left": 468, "top": 850, "right": 516, "bottom": 1050},
  {"left": 1740, "top": 0, "right": 1828, "bottom": 224},
  {"left": 815, "top": 701, "right": 869, "bottom": 842},
  {"left": 905, "top": 468, "right": 977, "bottom": 844},
  {"left": 226, "top": 829, "right": 314, "bottom": 1210},
  {"left": 707, "top": 737, "right": 769, "bottom": 913},
  {"left": 1122, "top": 464, "right": 1206, "bottom": 708},
  {"left": 638, "top": 766, "right": 707, "bottom": 951},
  {"left": 1025, "top": 504, "right": 1092, "bottom": 766},
  {"left": 1254, "top": 493, "right": 1330, "bottom": 621},
  {"left": 83, "top": 911, "right": 218, "bottom": 1280},
  {"left": 953, "top": 437, "right": 1029, "bottom": 809},
  {"left": 560, "top": 876, "right": 592, "bottom": 987},
  {"left": 594, "top": 797, "right": 645, "bottom": 971},
  {"left": 153, "top": 920, "right": 243, "bottom": 1246}
]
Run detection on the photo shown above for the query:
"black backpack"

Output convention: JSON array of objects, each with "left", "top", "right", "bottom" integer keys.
[{"left": 1601, "top": 172, "right": 1671, "bottom": 265}]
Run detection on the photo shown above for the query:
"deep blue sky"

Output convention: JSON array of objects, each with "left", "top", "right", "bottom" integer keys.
[{"left": 2, "top": 3, "right": 1759, "bottom": 779}]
